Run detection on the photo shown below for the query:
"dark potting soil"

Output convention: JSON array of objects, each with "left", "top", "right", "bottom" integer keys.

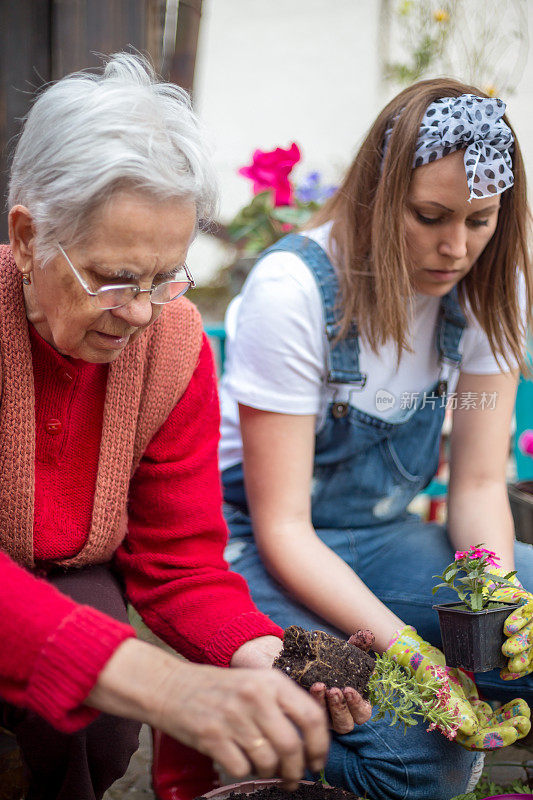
[
  {"left": 273, "top": 626, "right": 376, "bottom": 698},
  {"left": 217, "top": 782, "right": 359, "bottom": 800},
  {"left": 447, "top": 602, "right": 517, "bottom": 611}
]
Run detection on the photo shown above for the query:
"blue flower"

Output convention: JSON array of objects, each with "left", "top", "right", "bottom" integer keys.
[{"left": 296, "top": 171, "right": 337, "bottom": 204}]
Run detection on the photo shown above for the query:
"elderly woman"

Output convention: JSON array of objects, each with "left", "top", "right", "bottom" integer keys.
[{"left": 0, "top": 53, "right": 350, "bottom": 800}]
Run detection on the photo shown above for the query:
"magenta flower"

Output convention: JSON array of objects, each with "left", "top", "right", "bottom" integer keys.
[
  {"left": 466, "top": 546, "right": 500, "bottom": 566},
  {"left": 455, "top": 545, "right": 500, "bottom": 566},
  {"left": 238, "top": 143, "right": 301, "bottom": 206},
  {"left": 476, "top": 547, "right": 500, "bottom": 567}
]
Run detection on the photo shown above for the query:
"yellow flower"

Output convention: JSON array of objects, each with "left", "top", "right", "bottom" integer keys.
[
  {"left": 398, "top": 0, "right": 414, "bottom": 15},
  {"left": 484, "top": 84, "right": 498, "bottom": 98},
  {"left": 433, "top": 8, "right": 450, "bottom": 22}
]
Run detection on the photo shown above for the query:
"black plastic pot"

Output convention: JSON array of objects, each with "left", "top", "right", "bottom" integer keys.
[
  {"left": 508, "top": 481, "right": 533, "bottom": 545},
  {"left": 433, "top": 601, "right": 520, "bottom": 672}
]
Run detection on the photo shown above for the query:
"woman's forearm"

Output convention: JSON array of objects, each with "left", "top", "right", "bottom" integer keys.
[
  {"left": 88, "top": 638, "right": 330, "bottom": 785},
  {"left": 255, "top": 521, "right": 404, "bottom": 652},
  {"left": 447, "top": 478, "right": 516, "bottom": 570}
]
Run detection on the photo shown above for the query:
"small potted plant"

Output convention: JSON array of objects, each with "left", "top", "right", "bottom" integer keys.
[{"left": 432, "top": 545, "right": 521, "bottom": 672}]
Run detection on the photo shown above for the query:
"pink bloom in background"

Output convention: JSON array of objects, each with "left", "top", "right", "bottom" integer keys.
[
  {"left": 239, "top": 142, "right": 301, "bottom": 206},
  {"left": 519, "top": 430, "right": 533, "bottom": 457}
]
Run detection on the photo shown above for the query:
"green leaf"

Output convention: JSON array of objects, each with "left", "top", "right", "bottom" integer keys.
[
  {"left": 271, "top": 206, "right": 310, "bottom": 225},
  {"left": 443, "top": 564, "right": 458, "bottom": 580},
  {"left": 471, "top": 593, "right": 483, "bottom": 611}
]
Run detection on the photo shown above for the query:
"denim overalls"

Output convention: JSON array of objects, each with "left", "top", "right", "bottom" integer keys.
[{"left": 222, "top": 234, "right": 533, "bottom": 800}]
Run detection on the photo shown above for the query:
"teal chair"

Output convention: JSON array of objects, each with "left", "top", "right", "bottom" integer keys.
[
  {"left": 205, "top": 325, "right": 226, "bottom": 375},
  {"left": 514, "top": 334, "right": 533, "bottom": 481}
]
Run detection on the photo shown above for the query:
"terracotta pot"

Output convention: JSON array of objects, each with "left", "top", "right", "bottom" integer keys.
[
  {"left": 202, "top": 779, "right": 316, "bottom": 799},
  {"left": 200, "top": 780, "right": 361, "bottom": 800}
]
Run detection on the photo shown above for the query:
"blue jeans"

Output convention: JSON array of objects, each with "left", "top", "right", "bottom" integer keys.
[{"left": 224, "top": 506, "right": 533, "bottom": 800}]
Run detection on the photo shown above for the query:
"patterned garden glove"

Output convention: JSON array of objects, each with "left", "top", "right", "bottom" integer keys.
[
  {"left": 482, "top": 568, "right": 533, "bottom": 680},
  {"left": 387, "top": 627, "right": 532, "bottom": 750},
  {"left": 451, "top": 669, "right": 531, "bottom": 750},
  {"left": 386, "top": 626, "right": 478, "bottom": 737},
  {"left": 456, "top": 698, "right": 531, "bottom": 750}
]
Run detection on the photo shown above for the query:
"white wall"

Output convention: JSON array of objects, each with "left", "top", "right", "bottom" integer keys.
[{"left": 187, "top": 0, "right": 533, "bottom": 285}]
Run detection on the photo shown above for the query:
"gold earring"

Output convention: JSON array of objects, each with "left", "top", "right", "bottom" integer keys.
[{"left": 22, "top": 274, "right": 32, "bottom": 285}]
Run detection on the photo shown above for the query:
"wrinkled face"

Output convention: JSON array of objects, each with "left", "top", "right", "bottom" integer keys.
[
  {"left": 404, "top": 149, "right": 501, "bottom": 296},
  {"left": 23, "top": 192, "right": 197, "bottom": 362}
]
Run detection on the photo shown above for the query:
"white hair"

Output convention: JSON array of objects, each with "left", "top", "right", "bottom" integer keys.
[{"left": 8, "top": 52, "right": 218, "bottom": 264}]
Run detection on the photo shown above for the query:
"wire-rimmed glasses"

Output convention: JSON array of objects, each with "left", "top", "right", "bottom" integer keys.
[{"left": 57, "top": 243, "right": 195, "bottom": 310}]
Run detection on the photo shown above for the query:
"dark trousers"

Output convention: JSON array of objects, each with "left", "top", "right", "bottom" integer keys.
[{"left": 0, "top": 564, "right": 141, "bottom": 800}]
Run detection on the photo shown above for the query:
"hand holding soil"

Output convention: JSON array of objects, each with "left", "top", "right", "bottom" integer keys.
[
  {"left": 272, "top": 627, "right": 375, "bottom": 735},
  {"left": 90, "top": 638, "right": 329, "bottom": 789}
]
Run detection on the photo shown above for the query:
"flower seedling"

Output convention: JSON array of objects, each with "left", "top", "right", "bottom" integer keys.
[
  {"left": 274, "top": 626, "right": 461, "bottom": 742},
  {"left": 367, "top": 653, "right": 461, "bottom": 739},
  {"left": 433, "top": 544, "right": 517, "bottom": 612}
]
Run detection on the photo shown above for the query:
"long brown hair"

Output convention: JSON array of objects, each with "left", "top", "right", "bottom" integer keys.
[{"left": 312, "top": 78, "right": 532, "bottom": 371}]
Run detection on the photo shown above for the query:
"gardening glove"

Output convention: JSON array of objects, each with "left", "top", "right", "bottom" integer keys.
[
  {"left": 482, "top": 568, "right": 533, "bottom": 680},
  {"left": 456, "top": 697, "right": 531, "bottom": 750},
  {"left": 386, "top": 625, "right": 478, "bottom": 737},
  {"left": 450, "top": 669, "right": 531, "bottom": 750}
]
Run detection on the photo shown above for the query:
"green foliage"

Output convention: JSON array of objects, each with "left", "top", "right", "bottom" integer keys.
[
  {"left": 450, "top": 775, "right": 532, "bottom": 798},
  {"left": 367, "top": 653, "right": 459, "bottom": 737},
  {"left": 225, "top": 190, "right": 319, "bottom": 256},
  {"left": 385, "top": 0, "right": 528, "bottom": 97},
  {"left": 317, "top": 769, "right": 328, "bottom": 787},
  {"left": 385, "top": 1, "right": 455, "bottom": 86},
  {"left": 432, "top": 544, "right": 517, "bottom": 611}
]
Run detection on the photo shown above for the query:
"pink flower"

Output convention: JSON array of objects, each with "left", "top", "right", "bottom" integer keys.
[
  {"left": 454, "top": 550, "right": 467, "bottom": 561},
  {"left": 239, "top": 143, "right": 301, "bottom": 206},
  {"left": 467, "top": 546, "right": 500, "bottom": 566},
  {"left": 519, "top": 430, "right": 533, "bottom": 456}
]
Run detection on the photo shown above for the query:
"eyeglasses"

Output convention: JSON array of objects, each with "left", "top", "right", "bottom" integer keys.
[{"left": 56, "top": 243, "right": 195, "bottom": 310}]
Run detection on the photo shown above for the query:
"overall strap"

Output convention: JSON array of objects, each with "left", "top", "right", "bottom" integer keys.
[
  {"left": 262, "top": 234, "right": 366, "bottom": 386},
  {"left": 435, "top": 285, "right": 467, "bottom": 394}
]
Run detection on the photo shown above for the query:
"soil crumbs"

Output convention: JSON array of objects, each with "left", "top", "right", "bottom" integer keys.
[
  {"left": 273, "top": 626, "right": 375, "bottom": 698},
  {"left": 216, "top": 784, "right": 358, "bottom": 800}
]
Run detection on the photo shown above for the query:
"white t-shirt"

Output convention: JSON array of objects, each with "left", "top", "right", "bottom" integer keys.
[{"left": 219, "top": 223, "right": 521, "bottom": 471}]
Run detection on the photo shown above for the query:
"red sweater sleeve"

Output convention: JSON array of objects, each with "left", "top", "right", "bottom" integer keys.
[
  {"left": 115, "top": 334, "right": 282, "bottom": 666},
  {"left": 0, "top": 551, "right": 135, "bottom": 731}
]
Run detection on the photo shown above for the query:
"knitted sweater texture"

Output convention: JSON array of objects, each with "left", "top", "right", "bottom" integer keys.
[
  {"left": 0, "top": 246, "right": 282, "bottom": 731},
  {"left": 0, "top": 244, "right": 203, "bottom": 568}
]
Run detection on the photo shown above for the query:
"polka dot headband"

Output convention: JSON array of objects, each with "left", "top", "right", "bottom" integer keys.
[{"left": 384, "top": 94, "right": 514, "bottom": 201}]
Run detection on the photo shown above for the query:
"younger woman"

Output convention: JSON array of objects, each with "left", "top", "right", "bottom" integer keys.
[{"left": 219, "top": 79, "right": 533, "bottom": 800}]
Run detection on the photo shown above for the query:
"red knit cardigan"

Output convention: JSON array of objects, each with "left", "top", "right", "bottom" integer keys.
[{"left": 0, "top": 246, "right": 282, "bottom": 732}]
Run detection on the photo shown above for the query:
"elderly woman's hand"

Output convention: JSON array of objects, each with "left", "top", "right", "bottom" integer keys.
[
  {"left": 89, "top": 638, "right": 329, "bottom": 789},
  {"left": 230, "top": 634, "right": 373, "bottom": 735}
]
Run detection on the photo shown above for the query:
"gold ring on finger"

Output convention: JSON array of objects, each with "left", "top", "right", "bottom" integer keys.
[{"left": 249, "top": 737, "right": 267, "bottom": 749}]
